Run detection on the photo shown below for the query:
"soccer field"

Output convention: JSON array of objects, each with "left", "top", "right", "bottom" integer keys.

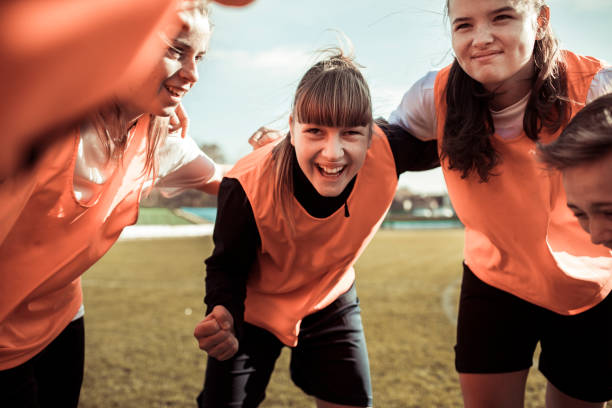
[{"left": 80, "top": 229, "right": 553, "bottom": 407}]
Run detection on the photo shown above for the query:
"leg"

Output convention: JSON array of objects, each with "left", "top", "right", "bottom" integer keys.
[
  {"left": 459, "top": 370, "right": 529, "bottom": 408},
  {"left": 455, "top": 264, "right": 541, "bottom": 408},
  {"left": 0, "top": 317, "right": 84, "bottom": 408},
  {"left": 291, "top": 284, "right": 372, "bottom": 408},
  {"left": 197, "top": 322, "right": 283, "bottom": 408},
  {"left": 33, "top": 317, "right": 85, "bottom": 408},
  {"left": 546, "top": 382, "right": 607, "bottom": 408},
  {"left": 539, "top": 290, "right": 612, "bottom": 407},
  {"left": 0, "top": 359, "right": 40, "bottom": 408}
]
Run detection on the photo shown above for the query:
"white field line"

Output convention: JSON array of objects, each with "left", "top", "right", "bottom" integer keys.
[
  {"left": 440, "top": 276, "right": 540, "bottom": 367},
  {"left": 118, "top": 224, "right": 213, "bottom": 241},
  {"left": 441, "top": 276, "right": 461, "bottom": 326},
  {"left": 81, "top": 279, "right": 200, "bottom": 290}
]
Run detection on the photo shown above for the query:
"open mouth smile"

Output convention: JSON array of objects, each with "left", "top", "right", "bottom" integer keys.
[
  {"left": 316, "top": 164, "right": 346, "bottom": 178},
  {"left": 165, "top": 85, "right": 188, "bottom": 99}
]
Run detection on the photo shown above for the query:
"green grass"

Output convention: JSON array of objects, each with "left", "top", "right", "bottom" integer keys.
[
  {"left": 80, "top": 230, "right": 554, "bottom": 407},
  {"left": 135, "top": 208, "right": 193, "bottom": 225}
]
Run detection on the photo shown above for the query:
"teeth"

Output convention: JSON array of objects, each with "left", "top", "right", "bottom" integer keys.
[
  {"left": 166, "top": 85, "right": 185, "bottom": 98},
  {"left": 318, "top": 165, "right": 344, "bottom": 175}
]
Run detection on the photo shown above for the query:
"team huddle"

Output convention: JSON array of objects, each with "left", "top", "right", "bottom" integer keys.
[{"left": 1, "top": 0, "right": 610, "bottom": 407}]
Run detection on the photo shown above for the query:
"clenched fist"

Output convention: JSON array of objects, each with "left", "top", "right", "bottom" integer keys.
[{"left": 194, "top": 305, "right": 239, "bottom": 361}]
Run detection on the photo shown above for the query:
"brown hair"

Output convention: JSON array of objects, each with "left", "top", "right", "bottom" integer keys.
[
  {"left": 538, "top": 93, "right": 612, "bottom": 170},
  {"left": 441, "top": 0, "right": 569, "bottom": 182},
  {"left": 271, "top": 49, "right": 373, "bottom": 232}
]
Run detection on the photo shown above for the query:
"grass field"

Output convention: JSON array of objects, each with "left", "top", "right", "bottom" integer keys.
[
  {"left": 135, "top": 208, "right": 193, "bottom": 225},
  {"left": 80, "top": 229, "right": 555, "bottom": 407}
]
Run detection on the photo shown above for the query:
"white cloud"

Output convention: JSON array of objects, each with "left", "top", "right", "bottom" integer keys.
[
  {"left": 371, "top": 85, "right": 408, "bottom": 119},
  {"left": 208, "top": 47, "right": 314, "bottom": 77}
]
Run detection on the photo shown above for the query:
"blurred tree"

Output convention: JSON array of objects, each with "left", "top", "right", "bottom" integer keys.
[{"left": 140, "top": 142, "right": 226, "bottom": 208}]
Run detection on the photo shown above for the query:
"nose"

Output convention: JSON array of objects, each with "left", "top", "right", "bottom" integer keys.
[
  {"left": 180, "top": 58, "right": 199, "bottom": 84},
  {"left": 321, "top": 133, "right": 344, "bottom": 161},
  {"left": 473, "top": 24, "right": 494, "bottom": 48}
]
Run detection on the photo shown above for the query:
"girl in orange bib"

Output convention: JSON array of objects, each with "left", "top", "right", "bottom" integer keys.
[
  {"left": 389, "top": 0, "right": 612, "bottom": 406},
  {"left": 193, "top": 50, "right": 438, "bottom": 408},
  {"left": 0, "top": 3, "right": 222, "bottom": 407}
]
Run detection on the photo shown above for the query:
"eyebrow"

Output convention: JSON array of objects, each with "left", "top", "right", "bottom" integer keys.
[
  {"left": 452, "top": 6, "right": 516, "bottom": 25},
  {"left": 568, "top": 203, "right": 612, "bottom": 212},
  {"left": 592, "top": 203, "right": 612, "bottom": 210},
  {"left": 171, "top": 39, "right": 206, "bottom": 56},
  {"left": 172, "top": 39, "right": 192, "bottom": 50}
]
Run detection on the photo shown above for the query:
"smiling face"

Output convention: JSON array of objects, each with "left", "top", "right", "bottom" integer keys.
[
  {"left": 118, "top": 10, "right": 211, "bottom": 119},
  {"left": 448, "top": 0, "right": 546, "bottom": 102},
  {"left": 290, "top": 118, "right": 371, "bottom": 197},
  {"left": 563, "top": 150, "right": 612, "bottom": 250}
]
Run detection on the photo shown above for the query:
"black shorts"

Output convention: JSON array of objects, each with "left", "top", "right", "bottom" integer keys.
[
  {"left": 198, "top": 284, "right": 372, "bottom": 407},
  {"left": 0, "top": 317, "right": 85, "bottom": 408},
  {"left": 455, "top": 263, "right": 612, "bottom": 403}
]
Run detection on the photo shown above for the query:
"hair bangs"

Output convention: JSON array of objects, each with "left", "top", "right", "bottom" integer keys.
[{"left": 294, "top": 68, "right": 372, "bottom": 128}]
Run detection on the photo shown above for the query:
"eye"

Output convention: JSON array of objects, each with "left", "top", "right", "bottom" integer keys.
[
  {"left": 343, "top": 130, "right": 364, "bottom": 139},
  {"left": 305, "top": 127, "right": 322, "bottom": 135},
  {"left": 454, "top": 23, "right": 471, "bottom": 31},
  {"left": 572, "top": 211, "right": 587, "bottom": 220},
  {"left": 166, "top": 46, "right": 183, "bottom": 59},
  {"left": 195, "top": 53, "right": 205, "bottom": 63},
  {"left": 493, "top": 14, "right": 513, "bottom": 22}
]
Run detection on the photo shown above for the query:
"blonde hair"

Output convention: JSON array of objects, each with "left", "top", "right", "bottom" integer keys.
[
  {"left": 90, "top": 0, "right": 211, "bottom": 179},
  {"left": 271, "top": 49, "right": 373, "bottom": 233}
]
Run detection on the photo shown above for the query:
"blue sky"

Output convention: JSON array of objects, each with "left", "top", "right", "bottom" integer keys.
[{"left": 183, "top": 0, "right": 612, "bottom": 194}]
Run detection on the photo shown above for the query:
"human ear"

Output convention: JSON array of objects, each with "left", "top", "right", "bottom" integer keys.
[{"left": 289, "top": 115, "right": 295, "bottom": 146}]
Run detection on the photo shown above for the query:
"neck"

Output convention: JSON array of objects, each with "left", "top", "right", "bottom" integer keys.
[
  {"left": 117, "top": 102, "right": 145, "bottom": 128},
  {"left": 488, "top": 61, "right": 535, "bottom": 110},
  {"left": 489, "top": 84, "right": 532, "bottom": 110}
]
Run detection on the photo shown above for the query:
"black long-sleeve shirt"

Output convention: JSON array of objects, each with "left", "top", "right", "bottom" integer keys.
[{"left": 204, "top": 120, "right": 439, "bottom": 339}]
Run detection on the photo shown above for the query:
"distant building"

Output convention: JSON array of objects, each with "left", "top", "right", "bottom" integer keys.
[{"left": 389, "top": 187, "right": 456, "bottom": 220}]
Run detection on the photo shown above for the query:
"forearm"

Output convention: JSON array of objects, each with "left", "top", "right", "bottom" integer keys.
[
  {"left": 203, "top": 177, "right": 259, "bottom": 340},
  {"left": 197, "top": 163, "right": 232, "bottom": 195}
]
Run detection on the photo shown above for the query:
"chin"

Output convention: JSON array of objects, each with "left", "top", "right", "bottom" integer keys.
[
  {"left": 314, "top": 183, "right": 347, "bottom": 198},
  {"left": 156, "top": 107, "right": 176, "bottom": 117}
]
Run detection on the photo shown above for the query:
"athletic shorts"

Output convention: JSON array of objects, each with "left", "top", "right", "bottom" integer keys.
[
  {"left": 0, "top": 317, "right": 85, "bottom": 408},
  {"left": 197, "top": 284, "right": 373, "bottom": 407},
  {"left": 455, "top": 263, "right": 612, "bottom": 403}
]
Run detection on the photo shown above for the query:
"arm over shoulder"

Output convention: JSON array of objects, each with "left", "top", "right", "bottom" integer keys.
[
  {"left": 376, "top": 118, "right": 439, "bottom": 175},
  {"left": 388, "top": 70, "right": 439, "bottom": 142},
  {"left": 155, "top": 134, "right": 223, "bottom": 195}
]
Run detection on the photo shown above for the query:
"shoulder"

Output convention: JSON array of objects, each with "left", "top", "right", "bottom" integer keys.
[
  {"left": 561, "top": 50, "right": 608, "bottom": 102},
  {"left": 389, "top": 71, "right": 438, "bottom": 120},
  {"left": 588, "top": 66, "right": 612, "bottom": 103},
  {"left": 388, "top": 70, "right": 441, "bottom": 141},
  {"left": 226, "top": 140, "right": 278, "bottom": 180},
  {"left": 157, "top": 133, "right": 209, "bottom": 178}
]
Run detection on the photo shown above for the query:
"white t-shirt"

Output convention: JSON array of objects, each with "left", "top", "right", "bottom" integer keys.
[
  {"left": 74, "top": 122, "right": 217, "bottom": 203},
  {"left": 389, "top": 66, "right": 612, "bottom": 140}
]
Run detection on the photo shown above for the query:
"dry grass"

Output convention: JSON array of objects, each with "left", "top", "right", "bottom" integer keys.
[{"left": 80, "top": 229, "right": 555, "bottom": 408}]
